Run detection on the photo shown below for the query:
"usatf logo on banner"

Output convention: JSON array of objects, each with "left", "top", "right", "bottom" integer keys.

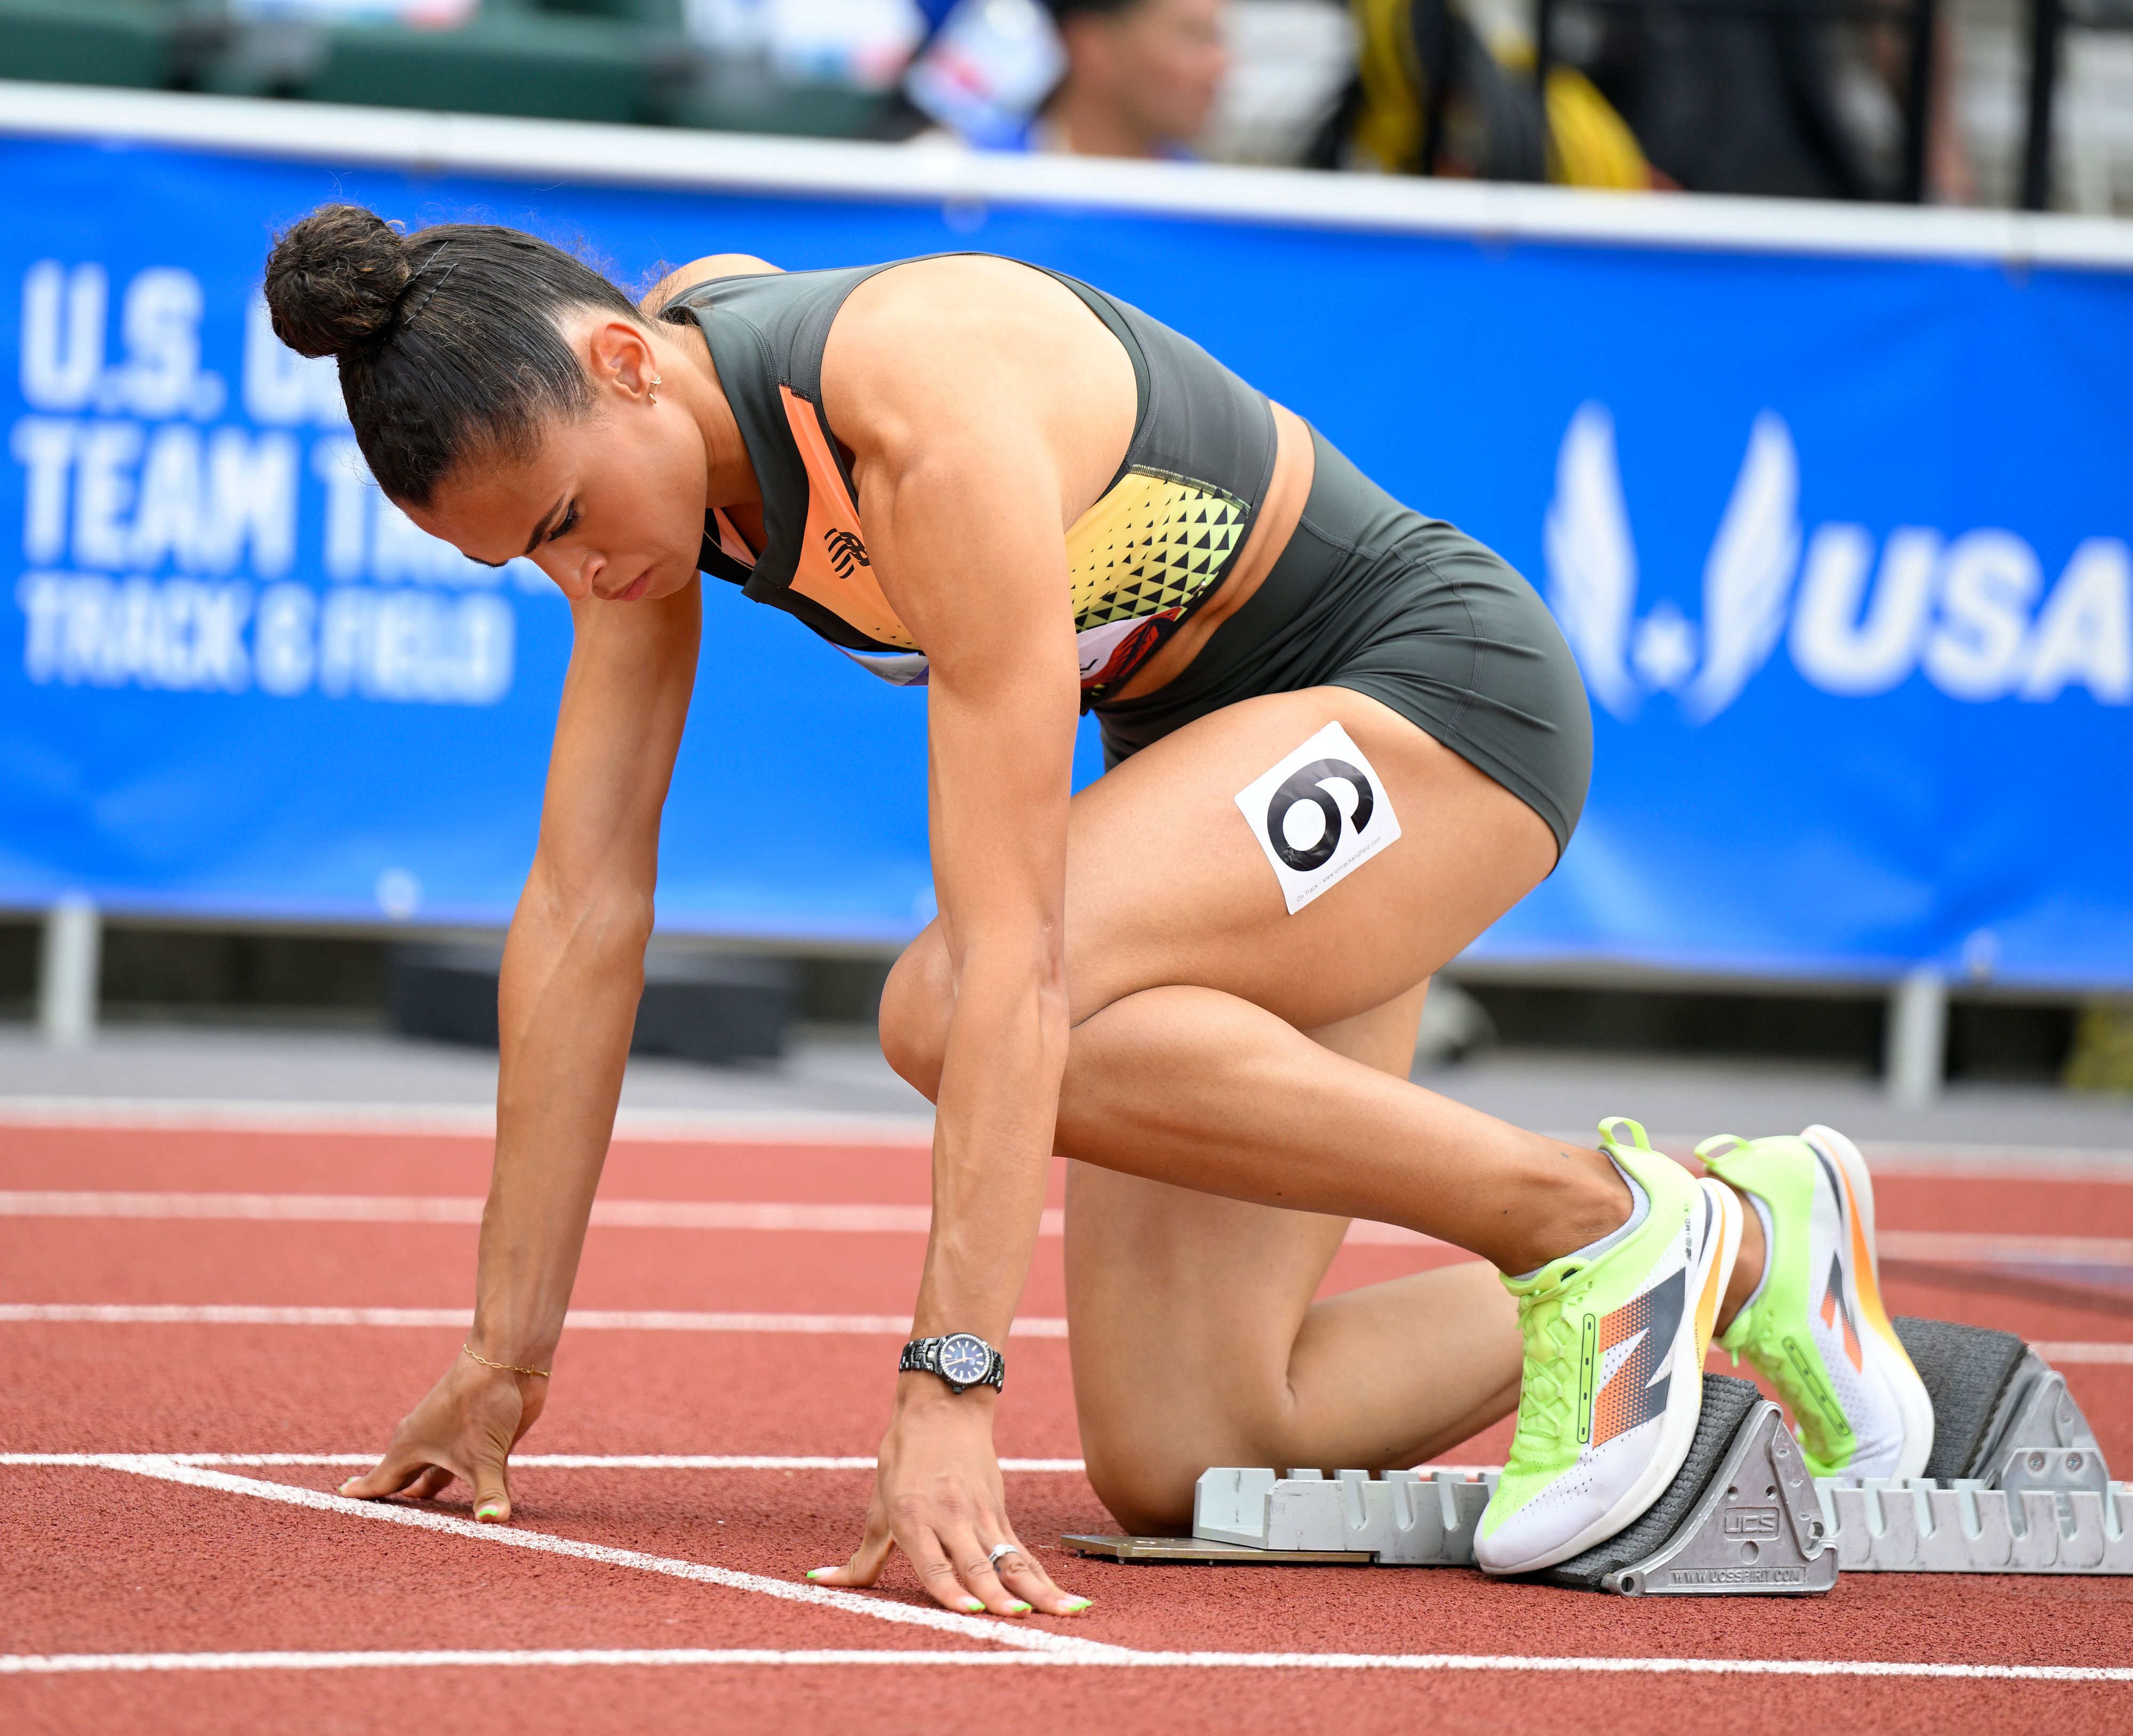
[{"left": 1545, "top": 403, "right": 2131, "bottom": 723}]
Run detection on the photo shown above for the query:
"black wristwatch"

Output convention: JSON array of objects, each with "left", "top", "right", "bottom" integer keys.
[{"left": 900, "top": 1333, "right": 1006, "bottom": 1394}]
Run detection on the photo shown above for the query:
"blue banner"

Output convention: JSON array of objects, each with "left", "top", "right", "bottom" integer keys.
[{"left": 3, "top": 130, "right": 2130, "bottom": 982}]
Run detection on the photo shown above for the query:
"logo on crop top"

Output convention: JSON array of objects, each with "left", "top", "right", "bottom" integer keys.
[{"left": 823, "top": 528, "right": 871, "bottom": 579}]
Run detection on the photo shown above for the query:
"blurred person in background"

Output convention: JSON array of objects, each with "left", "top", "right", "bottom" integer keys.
[
  {"left": 1568, "top": 0, "right": 1976, "bottom": 202},
  {"left": 1031, "top": 0, "right": 1230, "bottom": 158},
  {"left": 1308, "top": 0, "right": 1969, "bottom": 203}
]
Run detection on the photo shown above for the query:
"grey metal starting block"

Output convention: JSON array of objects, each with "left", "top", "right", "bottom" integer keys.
[
  {"left": 1541, "top": 1380, "right": 1833, "bottom": 1595},
  {"left": 1196, "top": 1462, "right": 1496, "bottom": 1563},
  {"left": 1129, "top": 1373, "right": 1836, "bottom": 1596},
  {"left": 1819, "top": 1317, "right": 2130, "bottom": 1573},
  {"left": 1818, "top": 1479, "right": 2133, "bottom": 1573},
  {"left": 1060, "top": 1317, "right": 2130, "bottom": 1592}
]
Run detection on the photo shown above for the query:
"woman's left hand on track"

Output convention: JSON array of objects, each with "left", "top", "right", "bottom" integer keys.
[
  {"left": 335, "top": 1355, "right": 543, "bottom": 1522},
  {"left": 805, "top": 1383, "right": 1092, "bottom": 1617}
]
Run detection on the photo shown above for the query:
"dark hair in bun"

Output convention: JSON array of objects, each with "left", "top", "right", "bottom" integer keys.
[
  {"left": 262, "top": 203, "right": 411, "bottom": 359},
  {"left": 263, "top": 203, "right": 644, "bottom": 506}
]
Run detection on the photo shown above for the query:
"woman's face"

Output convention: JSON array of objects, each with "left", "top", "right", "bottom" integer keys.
[
  {"left": 1080, "top": 0, "right": 1230, "bottom": 148},
  {"left": 407, "top": 316, "right": 709, "bottom": 606}
]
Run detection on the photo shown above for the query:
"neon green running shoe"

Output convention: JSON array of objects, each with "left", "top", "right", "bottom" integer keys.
[
  {"left": 1476, "top": 1118, "right": 1742, "bottom": 1575},
  {"left": 1697, "top": 1124, "right": 1933, "bottom": 1481}
]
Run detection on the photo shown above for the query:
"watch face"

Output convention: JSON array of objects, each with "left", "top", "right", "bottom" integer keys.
[{"left": 937, "top": 1335, "right": 991, "bottom": 1386}]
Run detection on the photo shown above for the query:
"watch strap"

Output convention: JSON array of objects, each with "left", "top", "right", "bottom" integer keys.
[{"left": 898, "top": 1335, "right": 1005, "bottom": 1392}]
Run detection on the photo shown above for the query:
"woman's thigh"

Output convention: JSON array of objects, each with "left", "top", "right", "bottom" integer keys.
[
  {"left": 881, "top": 685, "right": 1557, "bottom": 1083},
  {"left": 1063, "top": 687, "right": 1554, "bottom": 1026}
]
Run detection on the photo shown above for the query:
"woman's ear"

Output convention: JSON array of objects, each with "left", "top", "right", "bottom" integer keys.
[{"left": 585, "top": 318, "right": 660, "bottom": 403}]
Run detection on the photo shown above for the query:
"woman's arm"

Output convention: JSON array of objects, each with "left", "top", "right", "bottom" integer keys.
[
  {"left": 340, "top": 578, "right": 701, "bottom": 1520},
  {"left": 805, "top": 260, "right": 1134, "bottom": 1616}
]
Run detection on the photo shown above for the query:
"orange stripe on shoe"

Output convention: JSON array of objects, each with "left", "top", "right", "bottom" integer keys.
[
  {"left": 1694, "top": 1234, "right": 1726, "bottom": 1360},
  {"left": 1820, "top": 1253, "right": 1865, "bottom": 1372},
  {"left": 1834, "top": 1159, "right": 1907, "bottom": 1355}
]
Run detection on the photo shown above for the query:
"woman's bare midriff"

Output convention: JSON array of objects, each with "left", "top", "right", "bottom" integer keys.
[{"left": 1106, "top": 401, "right": 1314, "bottom": 704}]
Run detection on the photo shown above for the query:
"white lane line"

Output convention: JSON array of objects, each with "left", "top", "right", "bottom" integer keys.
[
  {"left": 0, "top": 1453, "right": 1506, "bottom": 1477},
  {"left": 2, "top": 1453, "right": 1088, "bottom": 1472},
  {"left": 0, "top": 1305, "right": 1070, "bottom": 1337},
  {"left": 8, "top": 1307, "right": 2131, "bottom": 1366},
  {"left": 9, "top": 1103, "right": 2133, "bottom": 1187},
  {"left": 23, "top": 1460, "right": 2132, "bottom": 1685},
  {"left": 92, "top": 1457, "right": 1122, "bottom": 1660},
  {"left": 0, "top": 1192, "right": 960, "bottom": 1233},
  {"left": 21, "top": 1191, "right": 2133, "bottom": 1269},
  {"left": 0, "top": 1192, "right": 1445, "bottom": 1249},
  {"left": 5, "top": 1646, "right": 2131, "bottom": 1682},
  {"left": 9, "top": 1101, "right": 2131, "bottom": 1174},
  {"left": 6, "top": 1307, "right": 2129, "bottom": 1365},
  {"left": 0, "top": 1098, "right": 935, "bottom": 1146},
  {"left": 2035, "top": 1342, "right": 2133, "bottom": 1364},
  {"left": 1878, "top": 1231, "right": 2133, "bottom": 1268}
]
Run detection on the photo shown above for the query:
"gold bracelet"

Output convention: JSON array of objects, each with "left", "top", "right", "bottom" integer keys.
[{"left": 461, "top": 1343, "right": 550, "bottom": 1379}]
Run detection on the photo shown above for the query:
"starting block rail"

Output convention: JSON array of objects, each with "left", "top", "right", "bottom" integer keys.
[
  {"left": 1062, "top": 1318, "right": 2131, "bottom": 1594},
  {"left": 1823, "top": 1480, "right": 2133, "bottom": 1573}
]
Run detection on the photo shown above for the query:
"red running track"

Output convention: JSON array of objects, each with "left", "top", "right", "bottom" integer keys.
[{"left": 5, "top": 1122, "right": 2133, "bottom": 1734}]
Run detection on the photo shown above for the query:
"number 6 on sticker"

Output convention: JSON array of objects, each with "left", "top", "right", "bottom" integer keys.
[{"left": 1233, "top": 721, "right": 1401, "bottom": 913}]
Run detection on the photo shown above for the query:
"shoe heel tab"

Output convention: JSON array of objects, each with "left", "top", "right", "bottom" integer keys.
[
  {"left": 1597, "top": 1116, "right": 1652, "bottom": 1152},
  {"left": 1695, "top": 1133, "right": 1751, "bottom": 1166}
]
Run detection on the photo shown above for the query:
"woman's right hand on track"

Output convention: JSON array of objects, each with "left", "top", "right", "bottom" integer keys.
[{"left": 337, "top": 1353, "right": 545, "bottom": 1522}]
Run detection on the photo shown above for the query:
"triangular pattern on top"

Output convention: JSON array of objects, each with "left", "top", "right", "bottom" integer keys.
[{"left": 1066, "top": 468, "right": 1249, "bottom": 630}]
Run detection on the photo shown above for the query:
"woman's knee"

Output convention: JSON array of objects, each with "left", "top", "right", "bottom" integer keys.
[
  {"left": 1081, "top": 1438, "right": 1201, "bottom": 1535},
  {"left": 877, "top": 929, "right": 951, "bottom": 1100}
]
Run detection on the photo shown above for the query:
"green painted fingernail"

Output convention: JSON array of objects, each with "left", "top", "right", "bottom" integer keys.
[
  {"left": 1061, "top": 1596, "right": 1094, "bottom": 1612},
  {"left": 961, "top": 1598, "right": 984, "bottom": 1613},
  {"left": 1008, "top": 1601, "right": 1032, "bottom": 1614},
  {"left": 476, "top": 1504, "right": 503, "bottom": 1519},
  {"left": 805, "top": 1569, "right": 836, "bottom": 1581}
]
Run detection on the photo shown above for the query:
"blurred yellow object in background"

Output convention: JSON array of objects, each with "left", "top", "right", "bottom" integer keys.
[
  {"left": 1351, "top": 0, "right": 1426, "bottom": 174},
  {"left": 2065, "top": 998, "right": 2133, "bottom": 1094},
  {"left": 1342, "top": 0, "right": 1654, "bottom": 193},
  {"left": 1544, "top": 64, "right": 1651, "bottom": 191}
]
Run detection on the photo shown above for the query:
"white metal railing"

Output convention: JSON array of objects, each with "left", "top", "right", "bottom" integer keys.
[{"left": 1, "top": 80, "right": 2131, "bottom": 270}]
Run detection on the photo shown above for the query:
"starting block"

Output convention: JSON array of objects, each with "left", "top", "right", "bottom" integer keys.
[
  {"left": 1819, "top": 1318, "right": 2132, "bottom": 1574},
  {"left": 1061, "top": 1317, "right": 2131, "bottom": 1593}
]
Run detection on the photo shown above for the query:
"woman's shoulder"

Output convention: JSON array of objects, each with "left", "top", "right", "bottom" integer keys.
[
  {"left": 828, "top": 255, "right": 1112, "bottom": 365},
  {"left": 654, "top": 260, "right": 920, "bottom": 363},
  {"left": 641, "top": 253, "right": 783, "bottom": 318}
]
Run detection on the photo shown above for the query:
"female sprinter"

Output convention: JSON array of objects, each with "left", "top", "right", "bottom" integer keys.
[{"left": 268, "top": 208, "right": 1932, "bottom": 1614}]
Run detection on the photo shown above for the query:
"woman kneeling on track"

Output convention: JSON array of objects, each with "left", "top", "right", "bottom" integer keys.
[{"left": 266, "top": 207, "right": 1935, "bottom": 1614}]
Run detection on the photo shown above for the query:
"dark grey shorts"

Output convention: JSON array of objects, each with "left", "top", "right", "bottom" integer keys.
[{"left": 1094, "top": 427, "right": 1592, "bottom": 859}]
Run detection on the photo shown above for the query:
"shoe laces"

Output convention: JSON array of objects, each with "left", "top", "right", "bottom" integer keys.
[{"left": 1510, "top": 1271, "right": 1585, "bottom": 1454}]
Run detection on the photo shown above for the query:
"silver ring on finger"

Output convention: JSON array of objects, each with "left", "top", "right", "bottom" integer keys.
[{"left": 987, "top": 1541, "right": 1022, "bottom": 1570}]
